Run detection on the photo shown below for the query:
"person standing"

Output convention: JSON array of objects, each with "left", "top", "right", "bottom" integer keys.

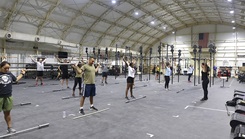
[
  {"left": 0, "top": 61, "right": 26, "bottom": 133},
  {"left": 79, "top": 57, "right": 99, "bottom": 115},
  {"left": 30, "top": 56, "right": 46, "bottom": 86},
  {"left": 123, "top": 56, "right": 136, "bottom": 100},
  {"left": 55, "top": 55, "right": 73, "bottom": 88},
  {"left": 201, "top": 63, "right": 210, "bottom": 101},
  {"left": 71, "top": 62, "right": 83, "bottom": 97},
  {"left": 187, "top": 65, "right": 194, "bottom": 82},
  {"left": 155, "top": 65, "right": 160, "bottom": 80},
  {"left": 164, "top": 62, "right": 171, "bottom": 91},
  {"left": 101, "top": 64, "right": 108, "bottom": 84}
]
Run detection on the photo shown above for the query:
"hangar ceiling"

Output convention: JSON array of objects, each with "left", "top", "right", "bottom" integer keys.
[{"left": 0, "top": 0, "right": 243, "bottom": 52}]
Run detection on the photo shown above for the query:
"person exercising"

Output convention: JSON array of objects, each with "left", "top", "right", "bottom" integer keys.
[
  {"left": 200, "top": 63, "right": 210, "bottom": 101},
  {"left": 30, "top": 55, "right": 46, "bottom": 86},
  {"left": 0, "top": 61, "right": 26, "bottom": 133},
  {"left": 123, "top": 56, "right": 136, "bottom": 100},
  {"left": 71, "top": 62, "right": 83, "bottom": 97},
  {"left": 79, "top": 57, "right": 99, "bottom": 115}
]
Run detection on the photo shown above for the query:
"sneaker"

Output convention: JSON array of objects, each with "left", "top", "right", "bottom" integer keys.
[
  {"left": 105, "top": 81, "right": 108, "bottom": 84},
  {"left": 67, "top": 86, "right": 70, "bottom": 89},
  {"left": 131, "top": 95, "right": 136, "bottom": 99},
  {"left": 79, "top": 109, "right": 85, "bottom": 115},
  {"left": 35, "top": 83, "right": 38, "bottom": 86},
  {"left": 90, "top": 106, "right": 98, "bottom": 111},
  {"left": 165, "top": 88, "right": 168, "bottom": 91},
  {"left": 125, "top": 96, "right": 130, "bottom": 100},
  {"left": 7, "top": 127, "right": 16, "bottom": 134},
  {"left": 41, "top": 83, "right": 44, "bottom": 86},
  {"left": 200, "top": 98, "right": 208, "bottom": 101}
]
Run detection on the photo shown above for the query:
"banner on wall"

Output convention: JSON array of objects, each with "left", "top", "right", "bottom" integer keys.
[{"left": 198, "top": 33, "right": 209, "bottom": 48}]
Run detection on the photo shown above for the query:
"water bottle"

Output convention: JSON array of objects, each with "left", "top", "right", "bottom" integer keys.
[{"left": 63, "top": 111, "right": 66, "bottom": 118}]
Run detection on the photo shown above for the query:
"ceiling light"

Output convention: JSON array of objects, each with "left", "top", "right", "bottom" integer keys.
[
  {"left": 227, "top": 0, "right": 232, "bottom": 2},
  {"left": 231, "top": 20, "right": 235, "bottom": 23},
  {"left": 112, "top": 0, "right": 116, "bottom": 4},
  {"left": 135, "top": 11, "right": 139, "bottom": 15},
  {"left": 163, "top": 26, "right": 167, "bottom": 30},
  {"left": 233, "top": 27, "right": 236, "bottom": 29},
  {"left": 230, "top": 10, "right": 234, "bottom": 14},
  {"left": 172, "top": 31, "right": 175, "bottom": 34},
  {"left": 151, "top": 21, "right": 155, "bottom": 25}
]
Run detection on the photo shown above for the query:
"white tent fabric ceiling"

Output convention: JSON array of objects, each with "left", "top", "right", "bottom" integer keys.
[{"left": 0, "top": 0, "right": 244, "bottom": 52}]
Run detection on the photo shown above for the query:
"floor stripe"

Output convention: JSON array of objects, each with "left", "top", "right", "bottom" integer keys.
[
  {"left": 186, "top": 105, "right": 234, "bottom": 113},
  {"left": 229, "top": 78, "right": 234, "bottom": 87},
  {"left": 73, "top": 108, "right": 110, "bottom": 120}
]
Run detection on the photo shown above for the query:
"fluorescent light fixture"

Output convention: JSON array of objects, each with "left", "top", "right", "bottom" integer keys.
[
  {"left": 227, "top": 0, "right": 232, "bottom": 2},
  {"left": 135, "top": 11, "right": 139, "bottom": 15},
  {"left": 112, "top": 0, "right": 116, "bottom": 4},
  {"left": 151, "top": 21, "right": 155, "bottom": 24},
  {"left": 163, "top": 26, "right": 167, "bottom": 30},
  {"left": 233, "top": 27, "right": 236, "bottom": 29},
  {"left": 231, "top": 20, "right": 235, "bottom": 23},
  {"left": 230, "top": 10, "right": 234, "bottom": 14},
  {"left": 172, "top": 31, "right": 175, "bottom": 34}
]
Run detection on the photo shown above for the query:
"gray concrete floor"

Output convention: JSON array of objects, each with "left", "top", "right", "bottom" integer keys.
[{"left": 0, "top": 74, "right": 243, "bottom": 139}]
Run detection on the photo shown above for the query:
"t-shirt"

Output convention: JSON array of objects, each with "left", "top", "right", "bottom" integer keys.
[
  {"left": 102, "top": 66, "right": 108, "bottom": 73},
  {"left": 75, "top": 66, "right": 83, "bottom": 78},
  {"left": 60, "top": 64, "right": 68, "bottom": 74},
  {"left": 82, "top": 64, "right": 96, "bottom": 84},
  {"left": 128, "top": 66, "right": 135, "bottom": 78},
  {"left": 187, "top": 67, "right": 193, "bottom": 74},
  {"left": 36, "top": 62, "right": 45, "bottom": 71},
  {"left": 165, "top": 67, "right": 171, "bottom": 76},
  {"left": 0, "top": 72, "right": 16, "bottom": 97}
]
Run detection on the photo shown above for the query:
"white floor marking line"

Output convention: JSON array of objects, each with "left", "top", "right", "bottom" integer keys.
[
  {"left": 229, "top": 78, "right": 234, "bottom": 87},
  {"left": 186, "top": 105, "right": 234, "bottom": 113},
  {"left": 184, "top": 105, "right": 189, "bottom": 109},
  {"left": 146, "top": 133, "right": 154, "bottom": 137},
  {"left": 173, "top": 115, "right": 179, "bottom": 118},
  {"left": 73, "top": 108, "right": 110, "bottom": 120}
]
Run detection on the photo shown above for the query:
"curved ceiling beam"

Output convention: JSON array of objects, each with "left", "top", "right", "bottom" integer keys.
[
  {"left": 61, "top": 1, "right": 94, "bottom": 40},
  {"left": 3, "top": 0, "right": 20, "bottom": 30},
  {"left": 144, "top": 22, "right": 245, "bottom": 54},
  {"left": 36, "top": 0, "right": 61, "bottom": 35},
  {"left": 79, "top": 0, "right": 125, "bottom": 45}
]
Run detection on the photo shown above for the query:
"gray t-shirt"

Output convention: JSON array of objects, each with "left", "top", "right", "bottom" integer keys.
[{"left": 0, "top": 72, "right": 16, "bottom": 97}]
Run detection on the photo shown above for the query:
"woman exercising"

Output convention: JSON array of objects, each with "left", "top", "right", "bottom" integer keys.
[
  {"left": 123, "top": 56, "right": 136, "bottom": 100},
  {"left": 201, "top": 63, "right": 210, "bottom": 101},
  {"left": 0, "top": 61, "right": 26, "bottom": 133}
]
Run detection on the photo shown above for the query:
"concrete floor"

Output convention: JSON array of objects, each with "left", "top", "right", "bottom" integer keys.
[{"left": 0, "top": 74, "right": 243, "bottom": 139}]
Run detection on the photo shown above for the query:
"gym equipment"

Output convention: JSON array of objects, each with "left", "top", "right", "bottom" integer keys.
[
  {"left": 176, "top": 89, "right": 185, "bottom": 93},
  {"left": 125, "top": 96, "right": 146, "bottom": 103},
  {"left": 73, "top": 108, "right": 109, "bottom": 120},
  {"left": 235, "top": 105, "right": 245, "bottom": 114},
  {"left": 237, "top": 100, "right": 245, "bottom": 106},
  {"left": 0, "top": 123, "right": 49, "bottom": 138},
  {"left": 133, "top": 85, "right": 147, "bottom": 89},
  {"left": 14, "top": 102, "right": 31, "bottom": 107},
  {"left": 230, "top": 113, "right": 245, "bottom": 131},
  {"left": 62, "top": 96, "right": 81, "bottom": 100},
  {"left": 233, "top": 124, "right": 245, "bottom": 139},
  {"left": 235, "top": 90, "right": 245, "bottom": 93}
]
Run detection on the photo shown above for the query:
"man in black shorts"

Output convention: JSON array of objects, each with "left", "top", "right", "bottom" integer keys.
[
  {"left": 79, "top": 57, "right": 100, "bottom": 115},
  {"left": 30, "top": 56, "right": 46, "bottom": 86},
  {"left": 101, "top": 65, "right": 108, "bottom": 84}
]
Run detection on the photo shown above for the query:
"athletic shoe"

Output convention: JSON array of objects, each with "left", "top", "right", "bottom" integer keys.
[
  {"left": 105, "top": 81, "right": 108, "bottom": 84},
  {"left": 200, "top": 98, "right": 208, "bottom": 101},
  {"left": 41, "top": 83, "right": 44, "bottom": 86},
  {"left": 7, "top": 127, "right": 16, "bottom": 134},
  {"left": 125, "top": 97, "right": 130, "bottom": 100},
  {"left": 131, "top": 95, "right": 135, "bottom": 99},
  {"left": 79, "top": 109, "right": 85, "bottom": 115},
  {"left": 90, "top": 106, "right": 98, "bottom": 111},
  {"left": 67, "top": 86, "right": 70, "bottom": 89}
]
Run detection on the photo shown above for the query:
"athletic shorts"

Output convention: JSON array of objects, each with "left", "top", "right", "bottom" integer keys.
[
  {"left": 37, "top": 71, "right": 43, "bottom": 77},
  {"left": 127, "top": 77, "right": 134, "bottom": 84},
  {"left": 62, "top": 73, "right": 69, "bottom": 79},
  {"left": 102, "top": 72, "right": 108, "bottom": 77},
  {"left": 0, "top": 96, "right": 13, "bottom": 112},
  {"left": 83, "top": 84, "right": 96, "bottom": 97}
]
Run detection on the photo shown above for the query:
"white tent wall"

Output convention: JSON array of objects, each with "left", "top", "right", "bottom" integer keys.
[{"left": 153, "top": 24, "right": 245, "bottom": 76}]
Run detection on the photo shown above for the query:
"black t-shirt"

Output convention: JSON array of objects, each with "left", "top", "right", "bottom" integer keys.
[
  {"left": 60, "top": 65, "right": 68, "bottom": 74},
  {"left": 0, "top": 72, "right": 17, "bottom": 97}
]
